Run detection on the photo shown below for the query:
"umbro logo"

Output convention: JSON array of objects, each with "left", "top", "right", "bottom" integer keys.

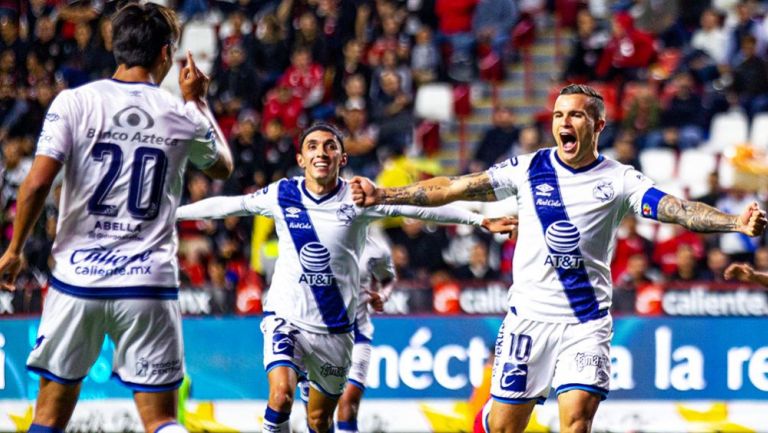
[
  {"left": 285, "top": 207, "right": 301, "bottom": 218},
  {"left": 535, "top": 184, "right": 554, "bottom": 197}
]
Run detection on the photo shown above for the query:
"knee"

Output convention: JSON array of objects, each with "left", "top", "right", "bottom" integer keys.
[
  {"left": 559, "top": 409, "right": 594, "bottom": 433},
  {"left": 307, "top": 410, "right": 333, "bottom": 433},
  {"left": 268, "top": 386, "right": 294, "bottom": 412},
  {"left": 487, "top": 411, "right": 529, "bottom": 433}
]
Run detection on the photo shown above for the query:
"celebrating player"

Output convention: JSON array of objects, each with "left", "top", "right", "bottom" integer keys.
[
  {"left": 176, "top": 122, "right": 516, "bottom": 433},
  {"left": 351, "top": 84, "right": 767, "bottom": 433},
  {"left": 0, "top": 3, "right": 233, "bottom": 432}
]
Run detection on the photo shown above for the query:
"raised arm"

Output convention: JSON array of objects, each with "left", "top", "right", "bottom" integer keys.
[
  {"left": 391, "top": 203, "right": 518, "bottom": 236},
  {"left": 724, "top": 263, "right": 768, "bottom": 287},
  {"left": 351, "top": 171, "right": 497, "bottom": 207},
  {"left": 656, "top": 196, "right": 766, "bottom": 235}
]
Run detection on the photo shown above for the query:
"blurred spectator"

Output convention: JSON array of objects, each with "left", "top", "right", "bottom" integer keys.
[
  {"left": 30, "top": 16, "right": 62, "bottom": 72},
  {"left": 561, "top": 8, "right": 610, "bottom": 82},
  {"left": 370, "top": 69, "right": 413, "bottom": 155},
  {"left": 472, "top": 0, "right": 517, "bottom": 61},
  {"left": 653, "top": 226, "right": 705, "bottom": 275},
  {"left": 730, "top": 34, "right": 768, "bottom": 118},
  {"left": 86, "top": 17, "right": 116, "bottom": 80},
  {"left": 0, "top": 15, "right": 27, "bottom": 77},
  {"left": 667, "top": 243, "right": 709, "bottom": 281},
  {"left": 331, "top": 39, "right": 372, "bottom": 104},
  {"left": 372, "top": 48, "right": 412, "bottom": 96},
  {"left": 14, "top": 83, "right": 54, "bottom": 138},
  {"left": 692, "top": 171, "right": 724, "bottom": 207},
  {"left": 411, "top": 26, "right": 441, "bottom": 86},
  {"left": 622, "top": 85, "right": 660, "bottom": 149},
  {"left": 611, "top": 215, "right": 652, "bottom": 284},
  {"left": 614, "top": 253, "right": 657, "bottom": 314},
  {"left": 290, "top": 11, "right": 330, "bottom": 66},
  {"left": 452, "top": 240, "right": 500, "bottom": 280},
  {"left": 727, "top": 0, "right": 765, "bottom": 65},
  {"left": 253, "top": 13, "right": 290, "bottom": 93},
  {"left": 223, "top": 111, "right": 266, "bottom": 194},
  {"left": 387, "top": 218, "right": 451, "bottom": 279},
  {"left": 204, "top": 257, "right": 236, "bottom": 315},
  {"left": 651, "top": 72, "right": 705, "bottom": 149},
  {"left": 314, "top": 0, "right": 358, "bottom": 60},
  {"left": 391, "top": 244, "right": 416, "bottom": 280},
  {"left": 278, "top": 46, "right": 325, "bottom": 111},
  {"left": 178, "top": 173, "right": 216, "bottom": 258},
  {"left": 262, "top": 118, "right": 298, "bottom": 182},
  {"left": 368, "top": 13, "right": 405, "bottom": 67},
  {"left": 262, "top": 82, "right": 305, "bottom": 138},
  {"left": 339, "top": 97, "right": 380, "bottom": 177},
  {"left": 700, "top": 247, "right": 731, "bottom": 281},
  {"left": 610, "top": 130, "right": 641, "bottom": 170},
  {"left": 435, "top": 0, "right": 479, "bottom": 81},
  {"left": 469, "top": 106, "right": 519, "bottom": 172},
  {"left": 691, "top": 8, "right": 729, "bottom": 66},
  {"left": 596, "top": 12, "right": 656, "bottom": 81},
  {"left": 516, "top": 124, "right": 545, "bottom": 154},
  {"left": 211, "top": 44, "right": 259, "bottom": 109},
  {"left": 631, "top": 0, "right": 686, "bottom": 48}
]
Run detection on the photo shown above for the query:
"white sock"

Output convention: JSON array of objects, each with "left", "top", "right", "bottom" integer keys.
[{"left": 155, "top": 423, "right": 188, "bottom": 433}]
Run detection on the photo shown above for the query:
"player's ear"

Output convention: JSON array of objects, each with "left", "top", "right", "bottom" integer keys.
[
  {"left": 339, "top": 152, "right": 348, "bottom": 168},
  {"left": 296, "top": 151, "right": 306, "bottom": 169},
  {"left": 595, "top": 118, "right": 606, "bottom": 134}
]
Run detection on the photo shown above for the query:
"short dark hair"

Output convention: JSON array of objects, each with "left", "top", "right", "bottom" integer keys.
[
  {"left": 112, "top": 2, "right": 180, "bottom": 69},
  {"left": 299, "top": 122, "right": 345, "bottom": 152},
  {"left": 559, "top": 84, "right": 605, "bottom": 122}
]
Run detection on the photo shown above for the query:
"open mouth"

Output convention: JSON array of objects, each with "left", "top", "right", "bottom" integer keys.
[{"left": 560, "top": 132, "right": 577, "bottom": 152}]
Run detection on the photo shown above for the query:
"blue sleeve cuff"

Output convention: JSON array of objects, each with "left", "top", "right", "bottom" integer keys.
[{"left": 640, "top": 187, "right": 667, "bottom": 220}]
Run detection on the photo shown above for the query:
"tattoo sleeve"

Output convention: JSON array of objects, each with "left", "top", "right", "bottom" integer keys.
[
  {"left": 657, "top": 195, "right": 739, "bottom": 233},
  {"left": 378, "top": 172, "right": 497, "bottom": 206}
]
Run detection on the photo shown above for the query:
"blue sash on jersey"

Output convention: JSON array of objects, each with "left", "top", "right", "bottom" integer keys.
[
  {"left": 528, "top": 150, "right": 603, "bottom": 322},
  {"left": 277, "top": 179, "right": 352, "bottom": 333}
]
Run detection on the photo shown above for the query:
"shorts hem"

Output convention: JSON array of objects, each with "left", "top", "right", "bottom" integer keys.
[
  {"left": 50, "top": 277, "right": 178, "bottom": 300},
  {"left": 347, "top": 378, "right": 365, "bottom": 391},
  {"left": 27, "top": 366, "right": 85, "bottom": 385},
  {"left": 310, "top": 380, "right": 342, "bottom": 399},
  {"left": 555, "top": 383, "right": 609, "bottom": 400},
  {"left": 266, "top": 360, "right": 304, "bottom": 377},
  {"left": 112, "top": 373, "right": 184, "bottom": 392},
  {"left": 491, "top": 394, "right": 546, "bottom": 405}
]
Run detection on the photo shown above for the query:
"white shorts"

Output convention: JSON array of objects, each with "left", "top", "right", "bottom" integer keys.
[
  {"left": 261, "top": 314, "right": 353, "bottom": 397},
  {"left": 27, "top": 288, "right": 185, "bottom": 391},
  {"left": 347, "top": 341, "right": 372, "bottom": 390},
  {"left": 490, "top": 311, "right": 612, "bottom": 405}
]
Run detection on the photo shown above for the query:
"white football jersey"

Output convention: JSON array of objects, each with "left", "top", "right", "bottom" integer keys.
[
  {"left": 355, "top": 229, "right": 396, "bottom": 340},
  {"left": 36, "top": 79, "right": 219, "bottom": 298},
  {"left": 487, "top": 148, "right": 666, "bottom": 323},
  {"left": 232, "top": 177, "right": 481, "bottom": 333}
]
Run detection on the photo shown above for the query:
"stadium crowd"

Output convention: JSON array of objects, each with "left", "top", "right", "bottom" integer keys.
[{"left": 1, "top": 0, "right": 768, "bottom": 316}]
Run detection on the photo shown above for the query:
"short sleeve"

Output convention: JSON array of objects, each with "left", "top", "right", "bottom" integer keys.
[
  {"left": 183, "top": 102, "right": 218, "bottom": 169},
  {"left": 486, "top": 156, "right": 527, "bottom": 200},
  {"left": 241, "top": 182, "right": 277, "bottom": 217},
  {"left": 624, "top": 168, "right": 669, "bottom": 220},
  {"left": 35, "top": 91, "right": 75, "bottom": 162}
]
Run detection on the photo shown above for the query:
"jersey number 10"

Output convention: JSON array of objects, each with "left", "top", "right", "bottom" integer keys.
[{"left": 88, "top": 142, "right": 168, "bottom": 220}]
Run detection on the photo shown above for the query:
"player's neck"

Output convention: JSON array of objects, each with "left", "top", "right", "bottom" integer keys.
[
  {"left": 112, "top": 65, "right": 159, "bottom": 86},
  {"left": 304, "top": 176, "right": 339, "bottom": 196}
]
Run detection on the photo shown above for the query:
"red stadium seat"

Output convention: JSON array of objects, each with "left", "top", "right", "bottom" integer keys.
[
  {"left": 416, "top": 120, "right": 441, "bottom": 156},
  {"left": 453, "top": 84, "right": 472, "bottom": 117}
]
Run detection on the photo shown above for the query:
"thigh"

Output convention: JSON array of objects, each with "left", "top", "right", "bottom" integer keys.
[
  {"left": 487, "top": 398, "right": 537, "bottom": 433},
  {"left": 261, "top": 315, "right": 306, "bottom": 375},
  {"left": 27, "top": 289, "right": 106, "bottom": 381},
  {"left": 347, "top": 341, "right": 372, "bottom": 390},
  {"left": 109, "top": 298, "right": 185, "bottom": 390},
  {"left": 552, "top": 315, "right": 612, "bottom": 399},
  {"left": 490, "top": 313, "right": 559, "bottom": 404},
  {"left": 304, "top": 332, "right": 354, "bottom": 397},
  {"left": 133, "top": 389, "right": 178, "bottom": 432}
]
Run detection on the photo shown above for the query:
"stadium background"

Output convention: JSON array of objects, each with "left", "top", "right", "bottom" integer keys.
[{"left": 2, "top": 0, "right": 768, "bottom": 431}]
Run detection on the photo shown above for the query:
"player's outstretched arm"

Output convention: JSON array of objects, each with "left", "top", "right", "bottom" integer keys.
[
  {"left": 724, "top": 263, "right": 768, "bottom": 287},
  {"left": 176, "top": 196, "right": 251, "bottom": 220},
  {"left": 0, "top": 156, "right": 61, "bottom": 290},
  {"left": 656, "top": 196, "right": 767, "bottom": 235},
  {"left": 392, "top": 203, "right": 518, "bottom": 237},
  {"left": 351, "top": 172, "right": 497, "bottom": 207}
]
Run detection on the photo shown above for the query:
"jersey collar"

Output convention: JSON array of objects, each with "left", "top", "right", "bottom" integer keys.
[
  {"left": 110, "top": 78, "right": 160, "bottom": 88},
  {"left": 301, "top": 178, "right": 343, "bottom": 204},
  {"left": 552, "top": 149, "right": 605, "bottom": 174}
]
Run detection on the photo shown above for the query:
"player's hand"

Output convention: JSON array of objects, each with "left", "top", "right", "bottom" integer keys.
[
  {"left": 179, "top": 50, "right": 210, "bottom": 104},
  {"left": 366, "top": 289, "right": 385, "bottom": 312},
  {"left": 724, "top": 262, "right": 756, "bottom": 283},
  {"left": 481, "top": 216, "right": 518, "bottom": 238},
  {"left": 0, "top": 251, "right": 23, "bottom": 291},
  {"left": 351, "top": 176, "right": 378, "bottom": 207},
  {"left": 737, "top": 202, "right": 767, "bottom": 236}
]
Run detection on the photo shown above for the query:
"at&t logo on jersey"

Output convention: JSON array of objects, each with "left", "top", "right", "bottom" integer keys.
[
  {"left": 500, "top": 362, "right": 527, "bottom": 392},
  {"left": 298, "top": 242, "right": 336, "bottom": 286},
  {"left": 544, "top": 221, "right": 584, "bottom": 269}
]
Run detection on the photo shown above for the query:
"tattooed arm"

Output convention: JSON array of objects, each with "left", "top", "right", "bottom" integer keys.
[
  {"left": 351, "top": 172, "right": 497, "bottom": 207},
  {"left": 656, "top": 195, "right": 766, "bottom": 235}
]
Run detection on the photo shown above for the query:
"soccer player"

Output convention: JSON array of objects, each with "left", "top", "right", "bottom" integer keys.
[
  {"left": 350, "top": 84, "right": 767, "bottom": 433},
  {"left": 0, "top": 4, "right": 233, "bottom": 433},
  {"left": 176, "top": 122, "right": 516, "bottom": 433}
]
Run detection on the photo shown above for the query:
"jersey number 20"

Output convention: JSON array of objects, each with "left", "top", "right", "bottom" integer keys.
[{"left": 88, "top": 142, "right": 168, "bottom": 220}]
